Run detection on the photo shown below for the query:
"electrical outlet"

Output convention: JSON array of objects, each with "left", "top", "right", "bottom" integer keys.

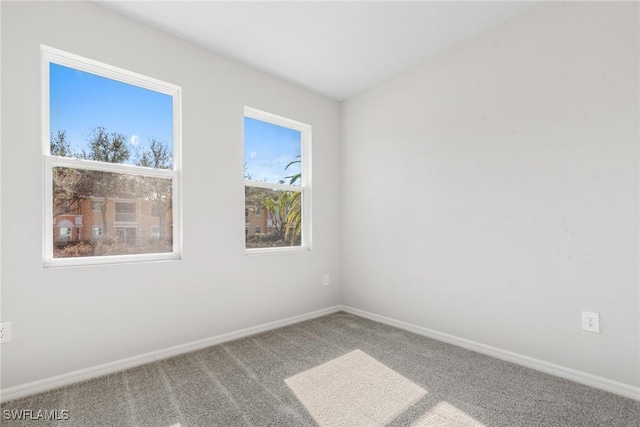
[
  {"left": 0, "top": 321, "right": 12, "bottom": 343},
  {"left": 323, "top": 274, "right": 330, "bottom": 287},
  {"left": 582, "top": 311, "right": 600, "bottom": 333}
]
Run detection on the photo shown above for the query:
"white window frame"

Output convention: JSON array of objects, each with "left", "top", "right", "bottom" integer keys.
[
  {"left": 244, "top": 107, "right": 312, "bottom": 254},
  {"left": 92, "top": 226, "right": 104, "bottom": 238},
  {"left": 42, "top": 45, "right": 182, "bottom": 267}
]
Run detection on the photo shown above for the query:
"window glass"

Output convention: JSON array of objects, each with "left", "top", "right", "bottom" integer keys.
[
  {"left": 244, "top": 187, "right": 303, "bottom": 248},
  {"left": 243, "top": 117, "right": 301, "bottom": 186},
  {"left": 50, "top": 63, "right": 173, "bottom": 165},
  {"left": 52, "top": 167, "right": 172, "bottom": 258}
]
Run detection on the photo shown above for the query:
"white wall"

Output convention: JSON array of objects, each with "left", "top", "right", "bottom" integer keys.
[
  {"left": 1, "top": 1, "right": 341, "bottom": 389},
  {"left": 341, "top": 2, "right": 639, "bottom": 387}
]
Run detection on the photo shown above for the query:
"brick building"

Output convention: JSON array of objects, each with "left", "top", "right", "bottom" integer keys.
[{"left": 53, "top": 196, "right": 172, "bottom": 247}]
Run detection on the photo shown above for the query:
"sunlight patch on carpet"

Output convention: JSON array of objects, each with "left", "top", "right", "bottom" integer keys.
[
  {"left": 285, "top": 349, "right": 427, "bottom": 427},
  {"left": 411, "top": 401, "right": 486, "bottom": 427}
]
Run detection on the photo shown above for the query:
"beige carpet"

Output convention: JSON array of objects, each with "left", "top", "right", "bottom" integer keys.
[
  {"left": 285, "top": 349, "right": 427, "bottom": 426},
  {"left": 411, "top": 401, "right": 486, "bottom": 427}
]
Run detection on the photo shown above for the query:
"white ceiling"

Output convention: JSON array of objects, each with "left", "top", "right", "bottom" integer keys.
[{"left": 96, "top": 1, "right": 540, "bottom": 101}]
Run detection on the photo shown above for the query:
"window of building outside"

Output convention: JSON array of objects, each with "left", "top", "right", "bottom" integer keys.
[
  {"left": 43, "top": 46, "right": 182, "bottom": 267},
  {"left": 115, "top": 202, "right": 136, "bottom": 223},
  {"left": 92, "top": 227, "right": 103, "bottom": 238},
  {"left": 60, "top": 227, "right": 71, "bottom": 242},
  {"left": 244, "top": 107, "right": 311, "bottom": 252}
]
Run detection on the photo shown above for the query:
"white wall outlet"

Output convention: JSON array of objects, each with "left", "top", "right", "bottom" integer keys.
[
  {"left": 323, "top": 274, "right": 330, "bottom": 287},
  {"left": 582, "top": 311, "right": 600, "bottom": 333},
  {"left": 0, "top": 321, "right": 12, "bottom": 343}
]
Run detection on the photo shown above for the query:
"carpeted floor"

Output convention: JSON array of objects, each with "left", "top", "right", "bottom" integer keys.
[{"left": 2, "top": 312, "right": 639, "bottom": 426}]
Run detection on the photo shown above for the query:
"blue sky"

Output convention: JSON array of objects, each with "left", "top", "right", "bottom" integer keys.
[
  {"left": 49, "top": 63, "right": 173, "bottom": 163},
  {"left": 50, "top": 63, "right": 301, "bottom": 179},
  {"left": 244, "top": 117, "right": 301, "bottom": 184}
]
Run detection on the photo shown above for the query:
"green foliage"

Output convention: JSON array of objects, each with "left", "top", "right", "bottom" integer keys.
[
  {"left": 244, "top": 156, "right": 303, "bottom": 247},
  {"left": 53, "top": 237, "right": 172, "bottom": 258},
  {"left": 53, "top": 241, "right": 94, "bottom": 258},
  {"left": 284, "top": 191, "right": 301, "bottom": 245},
  {"left": 51, "top": 130, "right": 86, "bottom": 215},
  {"left": 136, "top": 138, "right": 172, "bottom": 169},
  {"left": 50, "top": 130, "right": 72, "bottom": 157},
  {"left": 245, "top": 231, "right": 297, "bottom": 248},
  {"left": 284, "top": 157, "right": 302, "bottom": 245},
  {"left": 135, "top": 138, "right": 173, "bottom": 237},
  {"left": 81, "top": 126, "right": 130, "bottom": 163},
  {"left": 246, "top": 233, "right": 284, "bottom": 248},
  {"left": 284, "top": 155, "right": 301, "bottom": 185}
]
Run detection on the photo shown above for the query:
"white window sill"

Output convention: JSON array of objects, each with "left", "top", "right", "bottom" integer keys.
[
  {"left": 245, "top": 246, "right": 311, "bottom": 256},
  {"left": 44, "top": 252, "right": 180, "bottom": 268}
]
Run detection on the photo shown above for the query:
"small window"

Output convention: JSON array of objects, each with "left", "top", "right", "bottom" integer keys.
[
  {"left": 59, "top": 227, "right": 71, "bottom": 242},
  {"left": 244, "top": 107, "right": 311, "bottom": 252},
  {"left": 92, "top": 226, "right": 104, "bottom": 238},
  {"left": 115, "top": 202, "right": 136, "bottom": 223},
  {"left": 151, "top": 226, "right": 160, "bottom": 238},
  {"left": 43, "top": 46, "right": 181, "bottom": 266},
  {"left": 116, "top": 227, "right": 137, "bottom": 246}
]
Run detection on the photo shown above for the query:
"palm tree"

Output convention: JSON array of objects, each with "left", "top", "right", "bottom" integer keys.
[{"left": 284, "top": 157, "right": 302, "bottom": 245}]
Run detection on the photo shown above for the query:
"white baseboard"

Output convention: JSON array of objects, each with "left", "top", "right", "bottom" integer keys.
[
  {"left": 0, "top": 305, "right": 342, "bottom": 403},
  {"left": 4, "top": 305, "right": 638, "bottom": 403},
  {"left": 340, "top": 305, "right": 640, "bottom": 401}
]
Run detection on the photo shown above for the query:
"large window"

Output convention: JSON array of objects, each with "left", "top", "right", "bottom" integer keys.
[
  {"left": 43, "top": 46, "right": 181, "bottom": 266},
  {"left": 244, "top": 107, "right": 311, "bottom": 252}
]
